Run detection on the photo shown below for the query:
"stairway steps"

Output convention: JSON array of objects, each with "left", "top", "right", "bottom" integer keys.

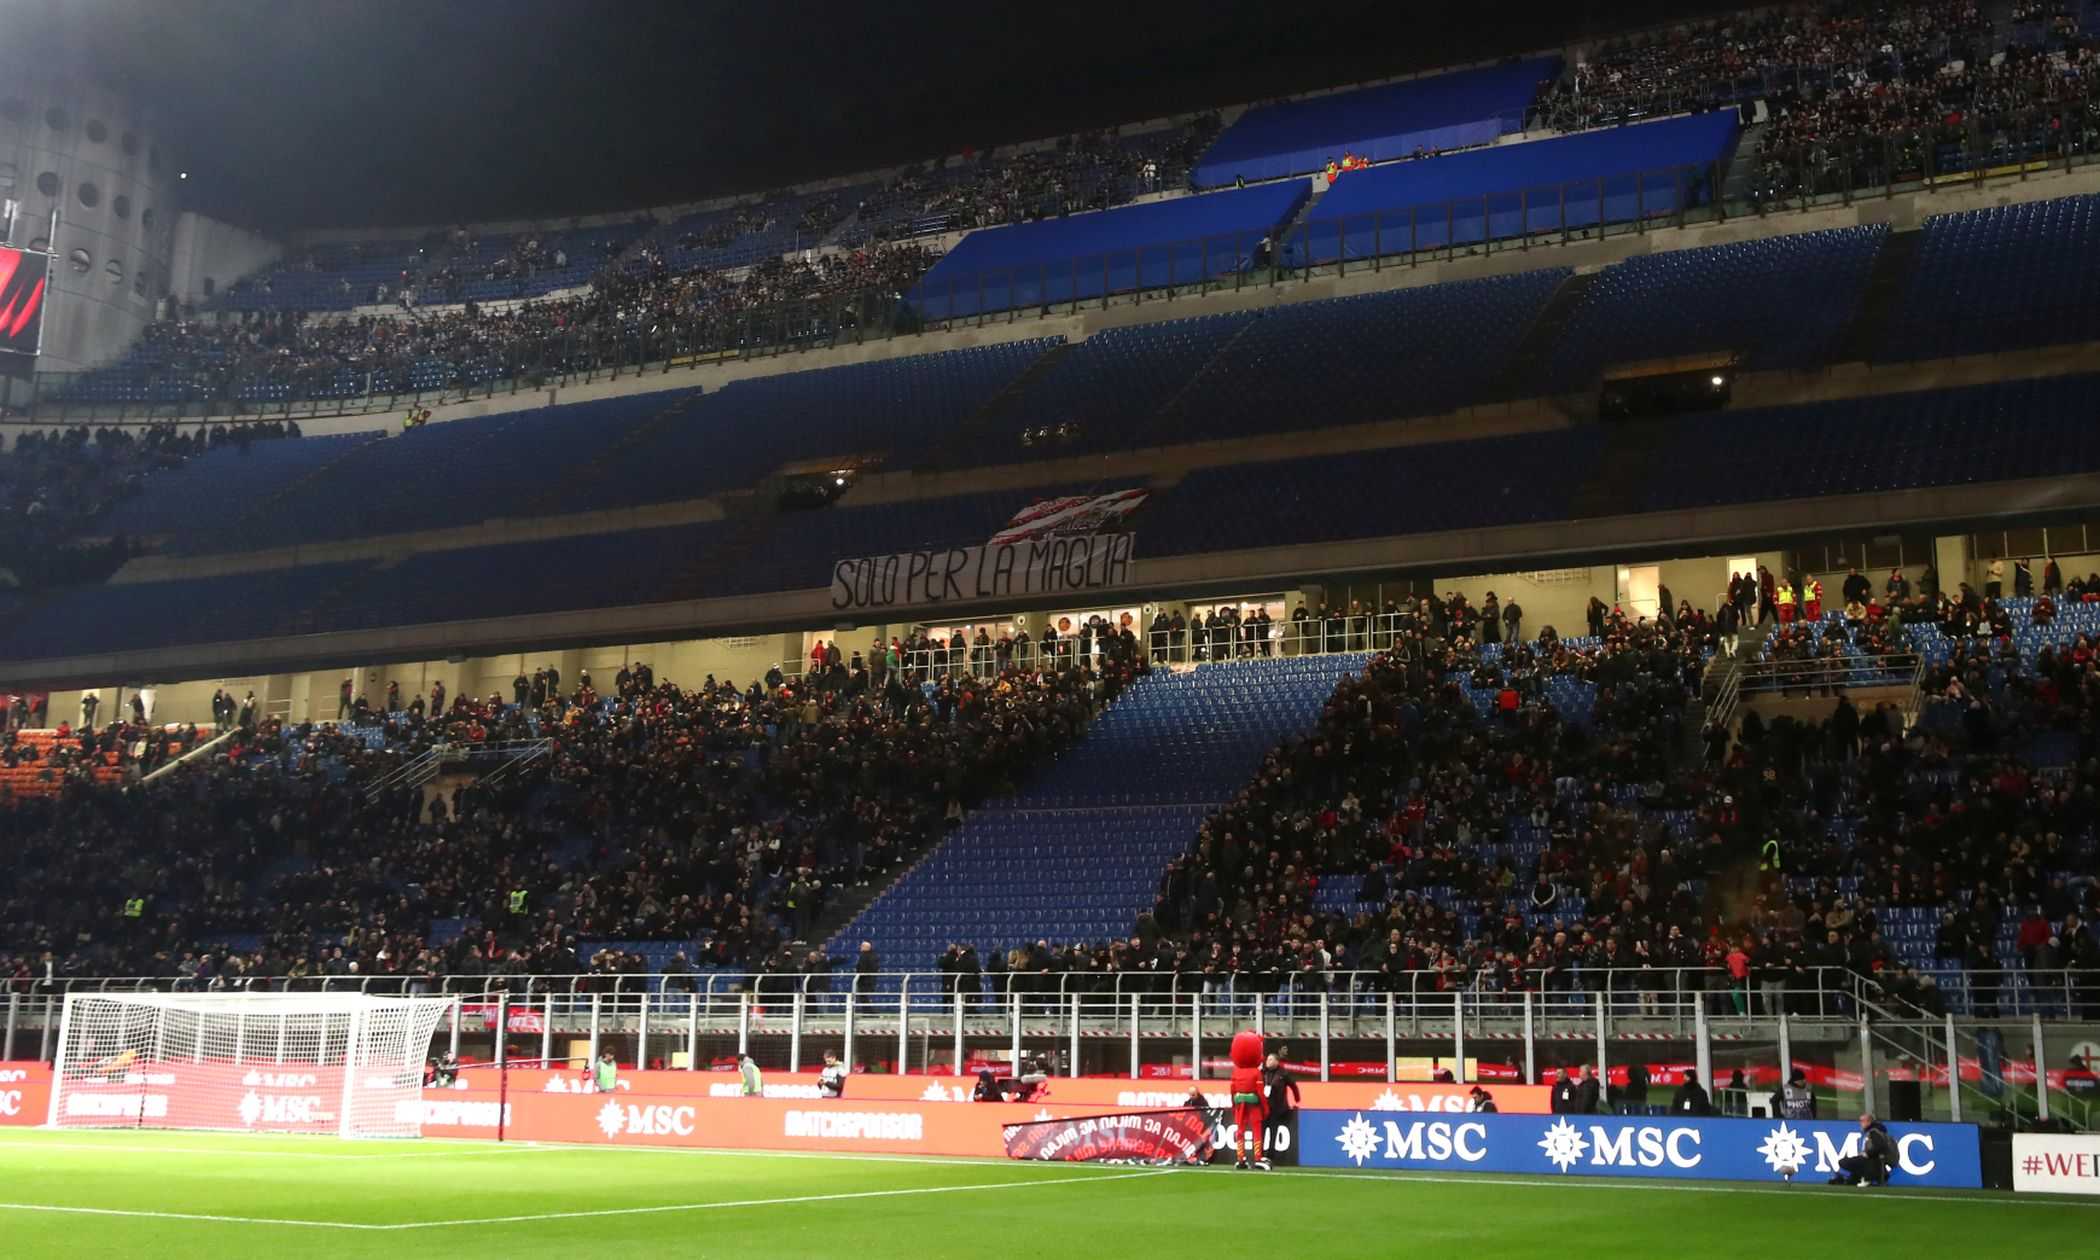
[{"left": 1829, "top": 228, "right": 1922, "bottom": 365}]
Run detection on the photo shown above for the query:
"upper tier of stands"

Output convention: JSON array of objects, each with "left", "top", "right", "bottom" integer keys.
[
  {"left": 1191, "top": 58, "right": 1561, "bottom": 187},
  {"left": 908, "top": 181, "right": 1311, "bottom": 320},
  {"left": 1303, "top": 111, "right": 1741, "bottom": 262}
]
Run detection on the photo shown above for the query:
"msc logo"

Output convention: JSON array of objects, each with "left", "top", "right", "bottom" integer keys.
[
  {"left": 0, "top": 1090, "right": 20, "bottom": 1117},
  {"left": 1799, "top": 1129, "right": 1938, "bottom": 1176},
  {"left": 1535, "top": 1119, "right": 1703, "bottom": 1173},
  {"left": 237, "top": 1091, "right": 331, "bottom": 1127},
  {"left": 1335, "top": 1114, "right": 1488, "bottom": 1166},
  {"left": 596, "top": 1101, "right": 696, "bottom": 1139}
]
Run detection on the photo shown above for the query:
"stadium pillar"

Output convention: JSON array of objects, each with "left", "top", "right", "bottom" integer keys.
[
  {"left": 1189, "top": 993, "right": 1201, "bottom": 1085},
  {"left": 1522, "top": 991, "right": 1536, "bottom": 1086},
  {"left": 1453, "top": 990, "right": 1473, "bottom": 1083},
  {"left": 1122, "top": 992, "right": 1139, "bottom": 1080},
  {"left": 1384, "top": 993, "right": 1396, "bottom": 1084},
  {"left": 1856, "top": 1016, "right": 1874, "bottom": 1116},
  {"left": 1319, "top": 993, "right": 1330, "bottom": 1082},
  {"left": 688, "top": 993, "right": 702, "bottom": 1072},
  {"left": 2033, "top": 1013, "right": 2050, "bottom": 1123},
  {"left": 1594, "top": 991, "right": 1607, "bottom": 1088},
  {"left": 1693, "top": 1000, "right": 1711, "bottom": 1093},
  {"left": 952, "top": 992, "right": 965, "bottom": 1080},
  {"left": 738, "top": 992, "right": 751, "bottom": 1059},
  {"left": 588, "top": 994, "right": 602, "bottom": 1068},
  {"left": 495, "top": 994, "right": 508, "bottom": 1070},
  {"left": 1944, "top": 1015, "right": 1960, "bottom": 1123},
  {"left": 1011, "top": 991, "right": 1024, "bottom": 1081},
  {"left": 789, "top": 991, "right": 802, "bottom": 1074},
  {"left": 540, "top": 994, "right": 554, "bottom": 1068},
  {"left": 445, "top": 1005, "right": 459, "bottom": 1062},
  {"left": 896, "top": 977, "right": 911, "bottom": 1074},
  {"left": 3, "top": 991, "right": 15, "bottom": 1060},
  {"left": 637, "top": 992, "right": 650, "bottom": 1073},
  {"left": 1068, "top": 992, "right": 1080, "bottom": 1078},
  {"left": 1776, "top": 1011, "right": 1791, "bottom": 1099}
]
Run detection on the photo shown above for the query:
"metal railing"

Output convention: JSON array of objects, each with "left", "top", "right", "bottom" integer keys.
[
  {"left": 1734, "top": 651, "right": 1925, "bottom": 698},
  {"left": 786, "top": 613, "right": 1583, "bottom": 683},
  {"left": 6, "top": 967, "right": 2091, "bottom": 1115}
]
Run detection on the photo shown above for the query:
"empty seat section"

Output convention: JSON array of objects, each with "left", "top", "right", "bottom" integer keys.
[
  {"left": 1636, "top": 373, "right": 2100, "bottom": 512},
  {"left": 1879, "top": 193, "right": 2100, "bottom": 360},
  {"left": 1305, "top": 111, "right": 1739, "bottom": 262},
  {"left": 1151, "top": 269, "right": 1568, "bottom": 440},
  {"left": 1546, "top": 224, "right": 1886, "bottom": 385},
  {"left": 98, "top": 431, "right": 383, "bottom": 543},
  {"left": 830, "top": 655, "right": 1371, "bottom": 967},
  {"left": 0, "top": 563, "right": 373, "bottom": 658},
  {"left": 579, "top": 341, "right": 1060, "bottom": 505},
  {"left": 1141, "top": 426, "right": 1605, "bottom": 557},
  {"left": 910, "top": 182, "right": 1311, "bottom": 320},
  {"left": 1193, "top": 57, "right": 1560, "bottom": 186},
  {"left": 193, "top": 392, "right": 699, "bottom": 552}
]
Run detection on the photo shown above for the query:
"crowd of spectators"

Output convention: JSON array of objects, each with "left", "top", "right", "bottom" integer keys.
[
  {"left": 96, "top": 239, "right": 936, "bottom": 405},
  {"left": 920, "top": 582, "right": 2100, "bottom": 1017},
  {"left": 0, "top": 651, "right": 1138, "bottom": 990},
  {"left": 1534, "top": 1, "right": 2100, "bottom": 200},
  {"left": 847, "top": 119, "right": 1220, "bottom": 243}
]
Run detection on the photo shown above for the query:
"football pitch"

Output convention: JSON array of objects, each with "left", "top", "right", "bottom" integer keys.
[{"left": 0, "top": 1129, "right": 2092, "bottom": 1258}]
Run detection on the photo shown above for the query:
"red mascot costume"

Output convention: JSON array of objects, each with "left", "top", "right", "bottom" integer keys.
[{"left": 1227, "top": 1029, "right": 1269, "bottom": 1170}]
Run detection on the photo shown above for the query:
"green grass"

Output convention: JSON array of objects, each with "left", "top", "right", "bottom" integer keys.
[{"left": 0, "top": 1128, "right": 2092, "bottom": 1258}]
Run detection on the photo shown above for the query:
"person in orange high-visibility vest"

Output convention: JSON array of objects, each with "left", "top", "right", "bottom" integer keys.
[
  {"left": 1776, "top": 583, "right": 1796, "bottom": 624},
  {"left": 1804, "top": 577, "right": 1824, "bottom": 622}
]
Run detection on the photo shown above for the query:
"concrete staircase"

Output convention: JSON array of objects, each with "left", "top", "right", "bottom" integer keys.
[
  {"left": 927, "top": 341, "right": 1076, "bottom": 469},
  {"left": 1719, "top": 121, "right": 1771, "bottom": 205},
  {"left": 1503, "top": 270, "right": 1597, "bottom": 400},
  {"left": 1828, "top": 227, "right": 1922, "bottom": 365}
]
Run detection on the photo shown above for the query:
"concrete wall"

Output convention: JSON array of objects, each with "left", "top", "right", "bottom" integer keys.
[
  {"left": 0, "top": 56, "right": 181, "bottom": 371},
  {"left": 1441, "top": 549, "right": 1787, "bottom": 634},
  {"left": 168, "top": 211, "right": 282, "bottom": 307}
]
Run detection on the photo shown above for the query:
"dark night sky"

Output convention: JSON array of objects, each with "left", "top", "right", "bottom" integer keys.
[{"left": 28, "top": 0, "right": 1744, "bottom": 230}]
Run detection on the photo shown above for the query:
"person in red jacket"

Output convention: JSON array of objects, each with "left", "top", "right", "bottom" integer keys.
[{"left": 1228, "top": 1028, "right": 1269, "bottom": 1170}]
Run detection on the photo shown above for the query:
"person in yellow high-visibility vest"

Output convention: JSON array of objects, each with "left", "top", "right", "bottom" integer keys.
[
  {"left": 1804, "top": 577, "right": 1824, "bottom": 622},
  {"left": 1776, "top": 584, "right": 1795, "bottom": 624},
  {"left": 122, "top": 896, "right": 145, "bottom": 919},
  {"left": 507, "top": 888, "right": 527, "bottom": 915}
]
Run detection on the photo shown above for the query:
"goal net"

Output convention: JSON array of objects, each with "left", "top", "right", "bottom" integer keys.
[{"left": 48, "top": 992, "right": 455, "bottom": 1139}]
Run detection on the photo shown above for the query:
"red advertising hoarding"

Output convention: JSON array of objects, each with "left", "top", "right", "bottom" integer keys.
[{"left": 0, "top": 1062, "right": 51, "bottom": 1126}]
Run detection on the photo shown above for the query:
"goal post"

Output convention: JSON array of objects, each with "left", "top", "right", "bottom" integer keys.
[{"left": 48, "top": 992, "right": 456, "bottom": 1139}]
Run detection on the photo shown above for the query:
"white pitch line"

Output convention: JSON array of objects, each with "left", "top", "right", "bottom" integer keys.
[
  {"left": 0, "top": 1138, "right": 547, "bottom": 1161},
  {"left": 375, "top": 1167, "right": 1178, "bottom": 1230},
  {"left": 1274, "top": 1167, "right": 2100, "bottom": 1208},
  {"left": 0, "top": 1202, "right": 384, "bottom": 1231}
]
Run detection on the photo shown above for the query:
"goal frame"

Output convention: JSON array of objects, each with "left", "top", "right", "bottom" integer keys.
[{"left": 47, "top": 991, "right": 458, "bottom": 1139}]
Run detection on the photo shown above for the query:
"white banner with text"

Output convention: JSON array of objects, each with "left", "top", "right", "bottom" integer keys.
[{"left": 830, "top": 533, "right": 1136, "bottom": 612}]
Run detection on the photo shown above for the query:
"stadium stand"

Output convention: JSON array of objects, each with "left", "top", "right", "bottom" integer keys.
[
  {"left": 1299, "top": 111, "right": 1739, "bottom": 262},
  {"left": 832, "top": 654, "right": 1371, "bottom": 967},
  {"left": 1543, "top": 224, "right": 1887, "bottom": 386},
  {"left": 10, "top": 1, "right": 2100, "bottom": 1048},
  {"left": 908, "top": 181, "right": 1311, "bottom": 320},
  {"left": 1877, "top": 193, "right": 2100, "bottom": 360},
  {"left": 1191, "top": 57, "right": 1561, "bottom": 187}
]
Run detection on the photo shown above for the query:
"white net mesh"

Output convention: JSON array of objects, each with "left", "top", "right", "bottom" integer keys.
[{"left": 49, "top": 993, "right": 452, "bottom": 1138}]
